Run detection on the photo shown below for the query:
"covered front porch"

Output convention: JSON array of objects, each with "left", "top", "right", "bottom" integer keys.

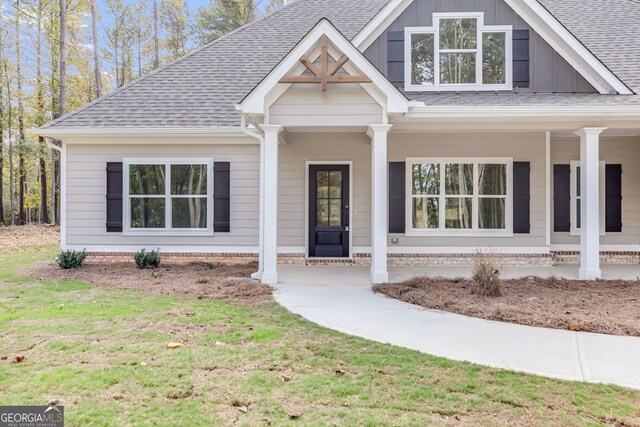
[{"left": 236, "top": 17, "right": 640, "bottom": 285}]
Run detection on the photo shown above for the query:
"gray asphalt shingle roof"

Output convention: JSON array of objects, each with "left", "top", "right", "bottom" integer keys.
[{"left": 42, "top": 0, "right": 640, "bottom": 130}]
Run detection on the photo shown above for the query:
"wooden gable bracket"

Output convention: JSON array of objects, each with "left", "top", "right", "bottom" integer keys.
[{"left": 279, "top": 35, "right": 372, "bottom": 92}]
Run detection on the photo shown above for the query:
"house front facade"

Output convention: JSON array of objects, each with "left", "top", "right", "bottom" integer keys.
[{"left": 37, "top": 0, "right": 640, "bottom": 284}]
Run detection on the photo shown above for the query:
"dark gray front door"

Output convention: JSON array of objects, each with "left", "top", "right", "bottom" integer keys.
[{"left": 309, "top": 165, "right": 350, "bottom": 258}]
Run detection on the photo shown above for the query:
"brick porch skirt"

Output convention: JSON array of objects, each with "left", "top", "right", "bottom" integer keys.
[{"left": 84, "top": 251, "right": 640, "bottom": 266}]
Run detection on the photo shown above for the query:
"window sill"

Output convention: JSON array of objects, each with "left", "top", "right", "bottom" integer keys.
[
  {"left": 123, "top": 230, "right": 214, "bottom": 237},
  {"left": 405, "top": 230, "right": 514, "bottom": 238},
  {"left": 404, "top": 84, "right": 513, "bottom": 93}
]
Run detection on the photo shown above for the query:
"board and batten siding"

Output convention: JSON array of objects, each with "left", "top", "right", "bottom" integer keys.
[
  {"left": 363, "top": 0, "right": 596, "bottom": 93},
  {"left": 388, "top": 132, "right": 547, "bottom": 248},
  {"left": 65, "top": 143, "right": 260, "bottom": 250},
  {"left": 550, "top": 136, "right": 640, "bottom": 246},
  {"left": 269, "top": 84, "right": 384, "bottom": 128}
]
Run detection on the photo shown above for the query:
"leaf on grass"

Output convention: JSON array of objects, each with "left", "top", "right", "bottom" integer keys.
[
  {"left": 238, "top": 405, "right": 248, "bottom": 413},
  {"left": 279, "top": 375, "right": 291, "bottom": 383},
  {"left": 12, "top": 356, "right": 26, "bottom": 363},
  {"left": 166, "top": 343, "right": 185, "bottom": 349},
  {"left": 289, "top": 412, "right": 303, "bottom": 419},
  {"left": 335, "top": 369, "right": 345, "bottom": 375},
  {"left": 0, "top": 386, "right": 7, "bottom": 392}
]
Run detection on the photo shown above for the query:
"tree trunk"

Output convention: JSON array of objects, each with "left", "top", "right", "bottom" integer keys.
[
  {"left": 0, "top": 20, "right": 14, "bottom": 226},
  {"left": 59, "top": 0, "right": 67, "bottom": 117},
  {"left": 91, "top": 0, "right": 102, "bottom": 98},
  {"left": 153, "top": 0, "right": 159, "bottom": 69},
  {"left": 0, "top": 69, "right": 4, "bottom": 225},
  {"left": 37, "top": 0, "right": 49, "bottom": 224},
  {"left": 15, "top": 0, "right": 27, "bottom": 225}
]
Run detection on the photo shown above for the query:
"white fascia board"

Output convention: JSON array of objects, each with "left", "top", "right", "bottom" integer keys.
[
  {"left": 31, "top": 127, "right": 247, "bottom": 139},
  {"left": 405, "top": 105, "right": 640, "bottom": 120},
  {"left": 240, "top": 19, "right": 409, "bottom": 116},
  {"left": 352, "top": 0, "right": 414, "bottom": 50}
]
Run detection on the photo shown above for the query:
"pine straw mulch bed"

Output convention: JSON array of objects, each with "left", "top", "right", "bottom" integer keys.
[
  {"left": 0, "top": 225, "right": 60, "bottom": 249},
  {"left": 374, "top": 276, "right": 640, "bottom": 337},
  {"left": 26, "top": 261, "right": 273, "bottom": 303}
]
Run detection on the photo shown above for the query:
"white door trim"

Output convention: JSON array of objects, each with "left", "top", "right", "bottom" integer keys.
[{"left": 305, "top": 161, "right": 354, "bottom": 259}]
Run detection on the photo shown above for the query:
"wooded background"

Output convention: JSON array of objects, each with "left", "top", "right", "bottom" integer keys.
[{"left": 0, "top": 0, "right": 282, "bottom": 226}]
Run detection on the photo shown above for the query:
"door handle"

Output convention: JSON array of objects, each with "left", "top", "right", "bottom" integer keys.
[{"left": 345, "top": 226, "right": 350, "bottom": 232}]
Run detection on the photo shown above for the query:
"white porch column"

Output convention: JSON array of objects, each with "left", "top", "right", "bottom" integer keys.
[
  {"left": 368, "top": 124, "right": 392, "bottom": 284},
  {"left": 575, "top": 127, "right": 606, "bottom": 280},
  {"left": 259, "top": 125, "right": 283, "bottom": 285}
]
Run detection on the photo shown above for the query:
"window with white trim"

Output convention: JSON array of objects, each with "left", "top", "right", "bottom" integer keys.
[
  {"left": 406, "top": 158, "right": 513, "bottom": 236},
  {"left": 405, "top": 13, "right": 512, "bottom": 92},
  {"left": 570, "top": 160, "right": 605, "bottom": 236},
  {"left": 124, "top": 159, "right": 214, "bottom": 235}
]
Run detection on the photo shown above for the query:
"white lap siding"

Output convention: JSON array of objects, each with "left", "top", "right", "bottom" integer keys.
[
  {"left": 65, "top": 142, "right": 260, "bottom": 251},
  {"left": 551, "top": 136, "right": 640, "bottom": 247},
  {"left": 279, "top": 131, "right": 548, "bottom": 253}
]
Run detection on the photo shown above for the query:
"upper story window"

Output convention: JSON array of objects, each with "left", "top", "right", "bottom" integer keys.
[{"left": 405, "top": 13, "right": 512, "bottom": 92}]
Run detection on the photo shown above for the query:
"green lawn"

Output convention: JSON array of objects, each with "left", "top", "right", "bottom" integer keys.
[{"left": 1, "top": 246, "right": 639, "bottom": 426}]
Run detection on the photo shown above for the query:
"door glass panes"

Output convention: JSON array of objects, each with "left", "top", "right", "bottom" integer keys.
[
  {"left": 411, "top": 33, "right": 435, "bottom": 85},
  {"left": 316, "top": 171, "right": 342, "bottom": 227}
]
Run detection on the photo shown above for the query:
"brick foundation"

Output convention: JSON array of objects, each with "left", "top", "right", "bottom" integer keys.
[{"left": 85, "top": 251, "right": 640, "bottom": 267}]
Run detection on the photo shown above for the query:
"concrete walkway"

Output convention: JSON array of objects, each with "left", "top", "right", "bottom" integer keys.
[{"left": 275, "top": 266, "right": 640, "bottom": 390}]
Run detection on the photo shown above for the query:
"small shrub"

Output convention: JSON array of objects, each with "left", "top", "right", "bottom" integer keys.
[
  {"left": 196, "top": 277, "right": 210, "bottom": 284},
  {"left": 206, "top": 262, "right": 221, "bottom": 270},
  {"left": 55, "top": 249, "right": 87, "bottom": 269},
  {"left": 471, "top": 252, "right": 502, "bottom": 297},
  {"left": 134, "top": 249, "right": 161, "bottom": 269}
]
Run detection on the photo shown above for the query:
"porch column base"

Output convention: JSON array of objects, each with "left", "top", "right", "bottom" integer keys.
[
  {"left": 579, "top": 268, "right": 602, "bottom": 280},
  {"left": 372, "top": 271, "right": 389, "bottom": 284},
  {"left": 261, "top": 271, "right": 278, "bottom": 285}
]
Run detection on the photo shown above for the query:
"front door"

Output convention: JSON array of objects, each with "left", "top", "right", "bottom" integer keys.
[{"left": 309, "top": 165, "right": 350, "bottom": 258}]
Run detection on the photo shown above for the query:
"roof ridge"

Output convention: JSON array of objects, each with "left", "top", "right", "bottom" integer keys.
[{"left": 40, "top": 0, "right": 305, "bottom": 129}]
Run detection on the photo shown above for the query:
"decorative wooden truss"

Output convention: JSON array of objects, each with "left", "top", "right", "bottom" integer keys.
[{"left": 279, "top": 35, "right": 372, "bottom": 92}]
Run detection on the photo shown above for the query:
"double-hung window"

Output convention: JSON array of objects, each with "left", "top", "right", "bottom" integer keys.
[
  {"left": 407, "top": 158, "right": 513, "bottom": 236},
  {"left": 405, "top": 12, "right": 512, "bottom": 91},
  {"left": 124, "top": 159, "right": 214, "bottom": 236}
]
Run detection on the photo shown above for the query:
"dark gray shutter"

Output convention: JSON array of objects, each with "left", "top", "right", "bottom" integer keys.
[
  {"left": 513, "top": 30, "right": 530, "bottom": 88},
  {"left": 387, "top": 31, "right": 405, "bottom": 88},
  {"left": 513, "top": 162, "right": 530, "bottom": 234},
  {"left": 605, "top": 164, "right": 622, "bottom": 233},
  {"left": 554, "top": 164, "right": 571, "bottom": 232},
  {"left": 389, "top": 162, "right": 406, "bottom": 233},
  {"left": 106, "top": 162, "right": 123, "bottom": 232},
  {"left": 214, "top": 162, "right": 230, "bottom": 232}
]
